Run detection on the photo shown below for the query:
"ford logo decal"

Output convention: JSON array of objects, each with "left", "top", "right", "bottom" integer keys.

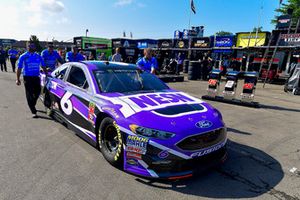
[{"left": 195, "top": 120, "right": 213, "bottom": 128}]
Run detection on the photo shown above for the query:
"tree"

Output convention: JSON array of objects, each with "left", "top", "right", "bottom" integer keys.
[
  {"left": 253, "top": 26, "right": 263, "bottom": 32},
  {"left": 29, "top": 35, "right": 42, "bottom": 52},
  {"left": 215, "top": 31, "right": 233, "bottom": 36},
  {"left": 272, "top": 0, "right": 300, "bottom": 25}
]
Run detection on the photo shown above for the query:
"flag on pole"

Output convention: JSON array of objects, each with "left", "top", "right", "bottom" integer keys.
[{"left": 191, "top": 0, "right": 196, "bottom": 14}]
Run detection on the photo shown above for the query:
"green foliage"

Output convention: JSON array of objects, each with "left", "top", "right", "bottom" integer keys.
[
  {"left": 29, "top": 35, "right": 43, "bottom": 52},
  {"left": 272, "top": 0, "right": 300, "bottom": 25},
  {"left": 253, "top": 26, "right": 263, "bottom": 32},
  {"left": 215, "top": 31, "right": 233, "bottom": 36}
]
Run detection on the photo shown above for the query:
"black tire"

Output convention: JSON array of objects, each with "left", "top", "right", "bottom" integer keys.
[{"left": 98, "top": 117, "right": 123, "bottom": 167}]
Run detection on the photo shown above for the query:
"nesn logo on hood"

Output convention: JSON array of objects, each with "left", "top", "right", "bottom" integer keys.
[{"left": 195, "top": 120, "right": 213, "bottom": 128}]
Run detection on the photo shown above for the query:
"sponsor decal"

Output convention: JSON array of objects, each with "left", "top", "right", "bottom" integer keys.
[
  {"left": 190, "top": 141, "right": 226, "bottom": 158},
  {"left": 88, "top": 102, "right": 96, "bottom": 123},
  {"left": 195, "top": 120, "right": 213, "bottom": 129},
  {"left": 178, "top": 41, "right": 185, "bottom": 48},
  {"left": 126, "top": 159, "right": 139, "bottom": 166},
  {"left": 158, "top": 150, "right": 169, "bottom": 159},
  {"left": 127, "top": 93, "right": 195, "bottom": 109},
  {"left": 225, "top": 80, "right": 235, "bottom": 88},
  {"left": 102, "top": 107, "right": 120, "bottom": 119},
  {"left": 123, "top": 40, "right": 130, "bottom": 48},
  {"left": 162, "top": 41, "right": 169, "bottom": 46},
  {"left": 126, "top": 135, "right": 148, "bottom": 155},
  {"left": 126, "top": 152, "right": 142, "bottom": 160}
]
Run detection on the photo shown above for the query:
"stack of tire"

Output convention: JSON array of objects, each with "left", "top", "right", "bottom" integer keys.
[
  {"left": 183, "top": 59, "right": 189, "bottom": 73},
  {"left": 188, "top": 61, "right": 202, "bottom": 80}
]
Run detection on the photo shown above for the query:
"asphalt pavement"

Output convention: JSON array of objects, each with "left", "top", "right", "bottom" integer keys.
[{"left": 0, "top": 63, "right": 299, "bottom": 200}]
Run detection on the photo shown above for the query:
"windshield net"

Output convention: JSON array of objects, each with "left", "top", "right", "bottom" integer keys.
[{"left": 93, "top": 69, "right": 169, "bottom": 93}]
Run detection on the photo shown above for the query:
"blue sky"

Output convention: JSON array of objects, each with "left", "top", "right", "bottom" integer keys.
[{"left": 0, "top": 0, "right": 282, "bottom": 41}]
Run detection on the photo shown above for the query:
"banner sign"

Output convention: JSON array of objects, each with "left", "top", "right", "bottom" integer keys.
[
  {"left": 112, "top": 39, "right": 136, "bottom": 48},
  {"left": 174, "top": 30, "right": 183, "bottom": 39},
  {"left": 215, "top": 36, "right": 234, "bottom": 47},
  {"left": 136, "top": 39, "right": 158, "bottom": 49},
  {"left": 277, "top": 15, "right": 292, "bottom": 29},
  {"left": 236, "top": 32, "right": 267, "bottom": 47},
  {"left": 174, "top": 39, "right": 189, "bottom": 48},
  {"left": 191, "top": 37, "right": 210, "bottom": 48},
  {"left": 279, "top": 34, "right": 300, "bottom": 46},
  {"left": 157, "top": 39, "right": 173, "bottom": 48}
]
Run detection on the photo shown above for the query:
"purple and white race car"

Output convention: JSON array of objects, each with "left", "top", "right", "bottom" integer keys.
[{"left": 42, "top": 61, "right": 227, "bottom": 179}]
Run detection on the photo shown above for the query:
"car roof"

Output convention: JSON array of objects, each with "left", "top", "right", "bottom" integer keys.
[{"left": 81, "top": 61, "right": 138, "bottom": 71}]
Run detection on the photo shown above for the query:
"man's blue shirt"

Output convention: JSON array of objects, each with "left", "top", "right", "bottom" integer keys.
[
  {"left": 65, "top": 51, "right": 85, "bottom": 62},
  {"left": 41, "top": 49, "right": 62, "bottom": 70},
  {"left": 136, "top": 57, "right": 158, "bottom": 72},
  {"left": 18, "top": 52, "right": 45, "bottom": 77},
  {"left": 8, "top": 49, "right": 18, "bottom": 59}
]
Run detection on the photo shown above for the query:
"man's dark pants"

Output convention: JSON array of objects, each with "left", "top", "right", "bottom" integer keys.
[
  {"left": 23, "top": 76, "right": 41, "bottom": 114},
  {"left": 10, "top": 58, "right": 17, "bottom": 72},
  {"left": 0, "top": 60, "right": 6, "bottom": 71}
]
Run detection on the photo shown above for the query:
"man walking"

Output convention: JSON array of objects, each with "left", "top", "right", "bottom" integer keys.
[
  {"left": 16, "top": 41, "right": 46, "bottom": 118},
  {"left": 0, "top": 46, "right": 7, "bottom": 72},
  {"left": 111, "top": 48, "right": 122, "bottom": 62},
  {"left": 41, "top": 42, "right": 64, "bottom": 71},
  {"left": 8, "top": 47, "right": 19, "bottom": 72}
]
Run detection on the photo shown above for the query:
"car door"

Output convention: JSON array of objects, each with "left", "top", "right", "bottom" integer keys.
[{"left": 60, "top": 64, "right": 96, "bottom": 136}]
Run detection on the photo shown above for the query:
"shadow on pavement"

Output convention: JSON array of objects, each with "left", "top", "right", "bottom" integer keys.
[
  {"left": 227, "top": 127, "right": 252, "bottom": 135},
  {"left": 136, "top": 140, "right": 284, "bottom": 199},
  {"left": 260, "top": 104, "right": 300, "bottom": 113}
]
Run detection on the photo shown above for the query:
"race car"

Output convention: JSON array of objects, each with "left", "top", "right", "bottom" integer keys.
[{"left": 41, "top": 61, "right": 227, "bottom": 179}]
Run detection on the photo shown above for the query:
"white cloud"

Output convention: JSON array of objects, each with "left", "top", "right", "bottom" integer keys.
[
  {"left": 24, "top": 0, "right": 65, "bottom": 27},
  {"left": 26, "top": 0, "right": 64, "bottom": 13},
  {"left": 114, "top": 0, "right": 134, "bottom": 7}
]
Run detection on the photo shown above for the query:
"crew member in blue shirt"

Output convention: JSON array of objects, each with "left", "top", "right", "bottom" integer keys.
[
  {"left": 136, "top": 48, "right": 158, "bottom": 74},
  {"left": 0, "top": 46, "right": 7, "bottom": 72},
  {"left": 16, "top": 41, "right": 46, "bottom": 118},
  {"left": 65, "top": 46, "right": 85, "bottom": 62},
  {"left": 8, "top": 47, "right": 19, "bottom": 72},
  {"left": 41, "top": 42, "right": 64, "bottom": 71}
]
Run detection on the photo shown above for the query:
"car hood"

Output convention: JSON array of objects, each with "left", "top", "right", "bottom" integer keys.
[{"left": 95, "top": 90, "right": 224, "bottom": 136}]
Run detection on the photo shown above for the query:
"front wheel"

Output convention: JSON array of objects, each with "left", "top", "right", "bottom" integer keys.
[{"left": 98, "top": 117, "right": 123, "bottom": 167}]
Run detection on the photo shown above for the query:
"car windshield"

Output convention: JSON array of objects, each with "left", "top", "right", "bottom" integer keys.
[{"left": 94, "top": 69, "right": 169, "bottom": 93}]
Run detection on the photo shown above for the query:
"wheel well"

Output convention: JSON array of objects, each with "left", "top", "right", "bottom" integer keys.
[{"left": 95, "top": 112, "right": 113, "bottom": 146}]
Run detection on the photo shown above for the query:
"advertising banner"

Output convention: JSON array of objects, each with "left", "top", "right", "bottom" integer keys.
[
  {"left": 174, "top": 30, "right": 183, "bottom": 39},
  {"left": 136, "top": 39, "right": 158, "bottom": 49},
  {"left": 277, "top": 15, "right": 292, "bottom": 29},
  {"left": 157, "top": 39, "right": 173, "bottom": 48},
  {"left": 112, "top": 39, "right": 136, "bottom": 48},
  {"left": 215, "top": 36, "right": 234, "bottom": 47},
  {"left": 236, "top": 32, "right": 267, "bottom": 47},
  {"left": 279, "top": 34, "right": 300, "bottom": 46},
  {"left": 173, "top": 39, "right": 189, "bottom": 49},
  {"left": 191, "top": 37, "right": 210, "bottom": 48}
]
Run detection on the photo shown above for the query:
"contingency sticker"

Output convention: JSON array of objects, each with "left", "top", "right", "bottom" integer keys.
[
  {"left": 88, "top": 102, "right": 96, "bottom": 123},
  {"left": 126, "top": 135, "right": 149, "bottom": 155}
]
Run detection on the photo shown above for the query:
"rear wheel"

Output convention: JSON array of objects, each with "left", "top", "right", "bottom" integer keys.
[{"left": 98, "top": 117, "right": 123, "bottom": 167}]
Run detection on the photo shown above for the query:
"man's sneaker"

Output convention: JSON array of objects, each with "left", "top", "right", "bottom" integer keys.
[{"left": 32, "top": 114, "right": 38, "bottom": 118}]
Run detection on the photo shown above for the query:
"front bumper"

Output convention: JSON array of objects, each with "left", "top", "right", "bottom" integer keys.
[{"left": 124, "top": 137, "right": 227, "bottom": 179}]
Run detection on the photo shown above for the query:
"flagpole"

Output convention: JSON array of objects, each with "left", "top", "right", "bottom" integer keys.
[{"left": 188, "top": 0, "right": 192, "bottom": 60}]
